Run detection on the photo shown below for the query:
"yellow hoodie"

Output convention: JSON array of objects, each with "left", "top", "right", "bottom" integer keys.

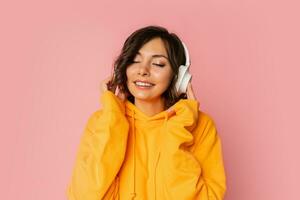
[{"left": 66, "top": 90, "right": 227, "bottom": 200}]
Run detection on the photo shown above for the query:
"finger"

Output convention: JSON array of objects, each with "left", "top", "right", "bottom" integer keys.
[
  {"left": 187, "top": 82, "right": 196, "bottom": 100},
  {"left": 166, "top": 108, "right": 175, "bottom": 116},
  {"left": 104, "top": 75, "right": 113, "bottom": 84},
  {"left": 116, "top": 87, "right": 127, "bottom": 102},
  {"left": 107, "top": 75, "right": 117, "bottom": 93},
  {"left": 188, "top": 82, "right": 193, "bottom": 93},
  {"left": 115, "top": 85, "right": 119, "bottom": 96},
  {"left": 119, "top": 92, "right": 126, "bottom": 102},
  {"left": 186, "top": 82, "right": 191, "bottom": 98}
]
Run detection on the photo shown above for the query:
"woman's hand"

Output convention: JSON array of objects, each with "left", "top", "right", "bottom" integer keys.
[
  {"left": 167, "top": 81, "right": 197, "bottom": 115},
  {"left": 100, "top": 75, "right": 127, "bottom": 102},
  {"left": 186, "top": 81, "right": 196, "bottom": 100}
]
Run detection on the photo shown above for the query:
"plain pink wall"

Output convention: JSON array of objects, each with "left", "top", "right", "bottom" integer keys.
[{"left": 1, "top": 0, "right": 299, "bottom": 199}]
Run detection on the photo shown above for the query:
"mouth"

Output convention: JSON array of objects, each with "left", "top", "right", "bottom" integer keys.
[{"left": 133, "top": 80, "right": 155, "bottom": 88}]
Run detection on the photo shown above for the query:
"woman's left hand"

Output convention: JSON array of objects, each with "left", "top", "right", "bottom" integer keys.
[
  {"left": 167, "top": 81, "right": 197, "bottom": 114},
  {"left": 186, "top": 81, "right": 197, "bottom": 100}
]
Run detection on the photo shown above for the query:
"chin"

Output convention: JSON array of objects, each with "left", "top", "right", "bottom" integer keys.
[
  {"left": 133, "top": 92, "right": 165, "bottom": 102},
  {"left": 127, "top": 83, "right": 166, "bottom": 101}
]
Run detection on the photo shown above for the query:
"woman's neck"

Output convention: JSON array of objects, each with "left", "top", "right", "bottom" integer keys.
[{"left": 134, "top": 97, "right": 166, "bottom": 117}]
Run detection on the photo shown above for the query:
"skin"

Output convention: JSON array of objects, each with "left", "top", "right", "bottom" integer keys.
[
  {"left": 126, "top": 37, "right": 174, "bottom": 117},
  {"left": 100, "top": 37, "right": 197, "bottom": 116}
]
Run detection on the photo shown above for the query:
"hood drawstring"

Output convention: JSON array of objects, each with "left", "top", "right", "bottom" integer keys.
[{"left": 129, "top": 108, "right": 173, "bottom": 200}]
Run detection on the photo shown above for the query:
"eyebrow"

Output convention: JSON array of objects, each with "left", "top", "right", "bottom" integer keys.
[{"left": 136, "top": 51, "right": 169, "bottom": 60}]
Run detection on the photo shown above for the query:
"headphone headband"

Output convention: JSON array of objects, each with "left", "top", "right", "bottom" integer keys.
[{"left": 181, "top": 41, "right": 190, "bottom": 67}]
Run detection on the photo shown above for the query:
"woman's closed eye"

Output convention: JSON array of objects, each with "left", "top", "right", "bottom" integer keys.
[
  {"left": 132, "top": 61, "right": 165, "bottom": 67},
  {"left": 153, "top": 63, "right": 165, "bottom": 67}
]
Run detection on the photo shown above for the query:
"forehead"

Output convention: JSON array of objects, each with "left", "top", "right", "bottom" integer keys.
[{"left": 136, "top": 37, "right": 168, "bottom": 58}]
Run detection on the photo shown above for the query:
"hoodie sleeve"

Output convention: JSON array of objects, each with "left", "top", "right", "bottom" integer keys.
[
  {"left": 66, "top": 90, "right": 129, "bottom": 200},
  {"left": 157, "top": 100, "right": 227, "bottom": 200}
]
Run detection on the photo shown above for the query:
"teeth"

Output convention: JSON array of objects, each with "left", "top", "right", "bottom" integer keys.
[{"left": 135, "top": 81, "right": 154, "bottom": 87}]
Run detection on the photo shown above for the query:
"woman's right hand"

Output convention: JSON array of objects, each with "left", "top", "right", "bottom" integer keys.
[{"left": 100, "top": 75, "right": 127, "bottom": 102}]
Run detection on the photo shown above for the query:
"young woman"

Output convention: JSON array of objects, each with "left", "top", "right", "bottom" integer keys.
[{"left": 66, "top": 25, "right": 227, "bottom": 200}]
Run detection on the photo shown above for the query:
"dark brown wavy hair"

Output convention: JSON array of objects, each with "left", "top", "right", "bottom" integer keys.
[{"left": 107, "top": 25, "right": 188, "bottom": 109}]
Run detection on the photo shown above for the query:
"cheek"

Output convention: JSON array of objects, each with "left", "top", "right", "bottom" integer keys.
[
  {"left": 125, "top": 69, "right": 131, "bottom": 84},
  {"left": 155, "top": 69, "right": 173, "bottom": 83},
  {"left": 126, "top": 66, "right": 134, "bottom": 80},
  {"left": 126, "top": 67, "right": 135, "bottom": 88},
  {"left": 164, "top": 69, "right": 174, "bottom": 88}
]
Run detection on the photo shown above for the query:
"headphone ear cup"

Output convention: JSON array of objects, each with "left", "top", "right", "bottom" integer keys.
[
  {"left": 175, "top": 65, "right": 184, "bottom": 94},
  {"left": 175, "top": 65, "right": 191, "bottom": 95},
  {"left": 175, "top": 40, "right": 192, "bottom": 97},
  {"left": 181, "top": 71, "right": 192, "bottom": 94}
]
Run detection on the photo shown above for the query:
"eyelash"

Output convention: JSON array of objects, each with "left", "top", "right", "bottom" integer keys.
[{"left": 132, "top": 61, "right": 165, "bottom": 67}]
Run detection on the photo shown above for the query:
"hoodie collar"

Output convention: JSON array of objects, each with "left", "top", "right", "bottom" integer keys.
[
  {"left": 125, "top": 98, "right": 199, "bottom": 122},
  {"left": 125, "top": 100, "right": 169, "bottom": 121}
]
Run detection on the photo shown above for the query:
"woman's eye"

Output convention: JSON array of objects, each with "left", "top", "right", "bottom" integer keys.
[
  {"left": 131, "top": 60, "right": 165, "bottom": 67},
  {"left": 153, "top": 63, "right": 165, "bottom": 67}
]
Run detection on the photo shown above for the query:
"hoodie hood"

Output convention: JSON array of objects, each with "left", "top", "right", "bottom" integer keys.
[{"left": 125, "top": 98, "right": 199, "bottom": 122}]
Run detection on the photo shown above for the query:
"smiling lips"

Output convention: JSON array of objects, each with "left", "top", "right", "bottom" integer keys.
[{"left": 134, "top": 80, "right": 155, "bottom": 88}]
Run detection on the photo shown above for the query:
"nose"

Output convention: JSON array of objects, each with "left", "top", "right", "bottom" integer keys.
[{"left": 137, "top": 62, "right": 150, "bottom": 76}]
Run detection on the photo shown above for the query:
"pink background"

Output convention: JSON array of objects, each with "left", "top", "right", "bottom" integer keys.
[{"left": 1, "top": 0, "right": 299, "bottom": 199}]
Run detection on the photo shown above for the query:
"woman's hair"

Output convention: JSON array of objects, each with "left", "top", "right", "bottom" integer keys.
[{"left": 107, "top": 25, "right": 188, "bottom": 109}]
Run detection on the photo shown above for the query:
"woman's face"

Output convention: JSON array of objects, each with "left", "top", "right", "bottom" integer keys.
[{"left": 126, "top": 37, "right": 173, "bottom": 102}]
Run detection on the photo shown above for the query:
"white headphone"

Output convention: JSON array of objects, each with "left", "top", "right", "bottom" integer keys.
[{"left": 175, "top": 41, "right": 192, "bottom": 95}]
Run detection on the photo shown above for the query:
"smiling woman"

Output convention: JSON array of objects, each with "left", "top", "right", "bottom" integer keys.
[
  {"left": 126, "top": 37, "right": 174, "bottom": 116},
  {"left": 108, "top": 26, "right": 188, "bottom": 110},
  {"left": 66, "top": 25, "right": 227, "bottom": 200}
]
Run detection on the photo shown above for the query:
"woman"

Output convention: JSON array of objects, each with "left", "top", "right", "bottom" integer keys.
[{"left": 66, "top": 25, "right": 227, "bottom": 200}]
